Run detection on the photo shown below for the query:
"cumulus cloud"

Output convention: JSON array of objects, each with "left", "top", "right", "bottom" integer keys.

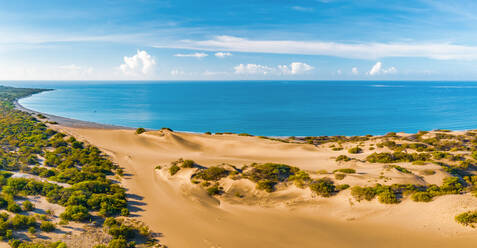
[
  {"left": 351, "top": 67, "right": 359, "bottom": 75},
  {"left": 154, "top": 35, "right": 477, "bottom": 60},
  {"left": 368, "top": 62, "right": 397, "bottom": 76},
  {"left": 278, "top": 62, "right": 314, "bottom": 75},
  {"left": 214, "top": 52, "right": 232, "bottom": 58},
  {"left": 174, "top": 52, "right": 208, "bottom": 58},
  {"left": 119, "top": 50, "right": 156, "bottom": 75}
]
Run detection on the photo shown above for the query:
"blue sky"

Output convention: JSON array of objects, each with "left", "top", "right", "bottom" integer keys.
[{"left": 2, "top": 0, "right": 477, "bottom": 80}]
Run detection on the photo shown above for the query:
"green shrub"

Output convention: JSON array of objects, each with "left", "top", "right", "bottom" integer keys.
[
  {"left": 169, "top": 165, "right": 180, "bottom": 176},
  {"left": 289, "top": 171, "right": 311, "bottom": 187},
  {"left": 411, "top": 192, "right": 433, "bottom": 202},
  {"left": 107, "top": 238, "right": 128, "bottom": 248},
  {"left": 182, "top": 160, "right": 195, "bottom": 168},
  {"left": 309, "top": 178, "right": 335, "bottom": 197},
  {"left": 195, "top": 167, "right": 229, "bottom": 181},
  {"left": 335, "top": 155, "right": 351, "bottom": 162},
  {"left": 336, "top": 184, "right": 350, "bottom": 191},
  {"left": 40, "top": 221, "right": 55, "bottom": 232},
  {"left": 333, "top": 168, "right": 356, "bottom": 174},
  {"left": 60, "top": 205, "right": 90, "bottom": 221},
  {"left": 351, "top": 186, "right": 377, "bottom": 201},
  {"left": 256, "top": 180, "right": 276, "bottom": 193},
  {"left": 135, "top": 128, "right": 146, "bottom": 134},
  {"left": 22, "top": 201, "right": 34, "bottom": 211},
  {"left": 377, "top": 191, "right": 399, "bottom": 204},
  {"left": 393, "top": 165, "right": 412, "bottom": 174},
  {"left": 455, "top": 210, "right": 477, "bottom": 227},
  {"left": 207, "top": 184, "right": 222, "bottom": 195},
  {"left": 7, "top": 203, "right": 22, "bottom": 213},
  {"left": 247, "top": 163, "right": 298, "bottom": 183},
  {"left": 348, "top": 147, "right": 362, "bottom": 154}
]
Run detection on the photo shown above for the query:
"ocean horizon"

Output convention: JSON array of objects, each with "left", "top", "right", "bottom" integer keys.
[{"left": 10, "top": 80, "right": 477, "bottom": 136}]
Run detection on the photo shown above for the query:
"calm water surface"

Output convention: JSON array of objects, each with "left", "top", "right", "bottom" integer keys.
[{"left": 9, "top": 81, "right": 477, "bottom": 136}]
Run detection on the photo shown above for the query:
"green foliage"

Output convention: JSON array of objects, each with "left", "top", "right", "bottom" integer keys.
[
  {"left": 135, "top": 128, "right": 146, "bottom": 134},
  {"left": 169, "top": 165, "right": 180, "bottom": 176},
  {"left": 411, "top": 192, "right": 433, "bottom": 202},
  {"left": 348, "top": 147, "right": 362, "bottom": 154},
  {"left": 351, "top": 186, "right": 378, "bottom": 201},
  {"left": 366, "top": 152, "right": 431, "bottom": 163},
  {"left": 247, "top": 163, "right": 298, "bottom": 183},
  {"left": 289, "top": 171, "right": 311, "bottom": 188},
  {"left": 60, "top": 205, "right": 91, "bottom": 221},
  {"left": 309, "top": 178, "right": 335, "bottom": 197},
  {"left": 335, "top": 155, "right": 351, "bottom": 162},
  {"left": 207, "top": 184, "right": 222, "bottom": 195},
  {"left": 377, "top": 191, "right": 399, "bottom": 204},
  {"left": 256, "top": 180, "right": 276, "bottom": 193},
  {"left": 333, "top": 168, "right": 355, "bottom": 174},
  {"left": 455, "top": 211, "right": 477, "bottom": 227},
  {"left": 22, "top": 201, "right": 34, "bottom": 211},
  {"left": 39, "top": 221, "right": 55, "bottom": 232},
  {"left": 194, "top": 167, "right": 229, "bottom": 181},
  {"left": 392, "top": 165, "right": 412, "bottom": 174},
  {"left": 7, "top": 203, "right": 22, "bottom": 213},
  {"left": 181, "top": 160, "right": 195, "bottom": 168}
]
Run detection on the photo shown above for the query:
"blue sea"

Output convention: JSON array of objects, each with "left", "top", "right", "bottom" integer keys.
[{"left": 8, "top": 81, "right": 477, "bottom": 136}]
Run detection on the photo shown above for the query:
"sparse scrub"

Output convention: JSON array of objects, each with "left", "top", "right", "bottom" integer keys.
[{"left": 309, "top": 178, "right": 336, "bottom": 197}]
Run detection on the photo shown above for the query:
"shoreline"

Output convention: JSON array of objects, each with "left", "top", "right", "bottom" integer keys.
[
  {"left": 14, "top": 98, "right": 133, "bottom": 130},
  {"left": 15, "top": 88, "right": 475, "bottom": 138}
]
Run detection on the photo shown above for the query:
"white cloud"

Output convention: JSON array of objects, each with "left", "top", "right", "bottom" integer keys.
[
  {"left": 234, "top": 62, "right": 313, "bottom": 75},
  {"left": 368, "top": 62, "right": 397, "bottom": 76},
  {"left": 351, "top": 67, "right": 359, "bottom": 75},
  {"left": 234, "top": 64, "right": 274, "bottom": 75},
  {"left": 214, "top": 52, "right": 232, "bottom": 58},
  {"left": 336, "top": 69, "right": 342, "bottom": 75},
  {"left": 174, "top": 52, "right": 208, "bottom": 58},
  {"left": 369, "top": 62, "right": 382, "bottom": 76},
  {"left": 154, "top": 35, "right": 477, "bottom": 60},
  {"left": 119, "top": 50, "right": 156, "bottom": 76},
  {"left": 278, "top": 62, "right": 314, "bottom": 75}
]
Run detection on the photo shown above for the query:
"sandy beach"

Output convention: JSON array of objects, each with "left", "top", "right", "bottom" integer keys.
[{"left": 50, "top": 126, "right": 477, "bottom": 248}]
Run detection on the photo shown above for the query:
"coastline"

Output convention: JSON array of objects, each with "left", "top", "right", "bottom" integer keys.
[
  {"left": 12, "top": 91, "right": 477, "bottom": 248},
  {"left": 14, "top": 97, "right": 133, "bottom": 130}
]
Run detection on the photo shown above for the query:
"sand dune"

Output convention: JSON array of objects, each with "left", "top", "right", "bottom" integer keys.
[{"left": 57, "top": 127, "right": 477, "bottom": 248}]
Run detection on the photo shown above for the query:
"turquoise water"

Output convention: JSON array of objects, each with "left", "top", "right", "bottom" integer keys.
[{"left": 11, "top": 81, "right": 477, "bottom": 136}]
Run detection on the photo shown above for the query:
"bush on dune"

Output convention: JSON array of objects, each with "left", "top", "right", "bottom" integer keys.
[
  {"left": 455, "top": 210, "right": 477, "bottom": 227},
  {"left": 309, "top": 178, "right": 336, "bottom": 197}
]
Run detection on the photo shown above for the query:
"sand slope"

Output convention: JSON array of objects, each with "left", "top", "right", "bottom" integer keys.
[{"left": 58, "top": 127, "right": 477, "bottom": 248}]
